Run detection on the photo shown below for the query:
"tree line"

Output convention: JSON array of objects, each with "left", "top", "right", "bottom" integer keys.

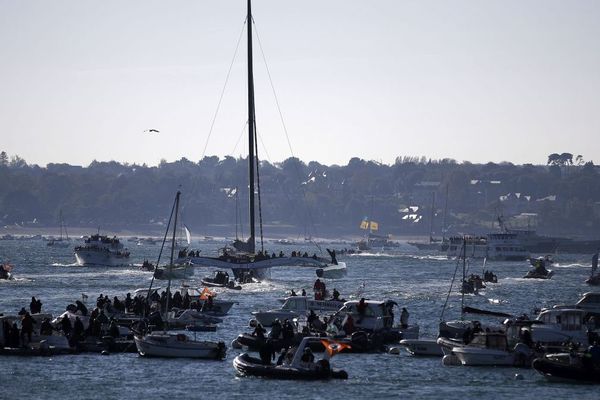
[{"left": 0, "top": 151, "right": 598, "bottom": 238}]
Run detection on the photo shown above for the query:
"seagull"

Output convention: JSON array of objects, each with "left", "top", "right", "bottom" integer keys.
[{"left": 144, "top": 129, "right": 160, "bottom": 133}]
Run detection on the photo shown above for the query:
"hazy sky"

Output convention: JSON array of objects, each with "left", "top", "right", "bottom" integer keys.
[{"left": 1, "top": 0, "right": 599, "bottom": 167}]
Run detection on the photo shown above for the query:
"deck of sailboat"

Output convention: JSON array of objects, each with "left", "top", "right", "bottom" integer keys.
[{"left": 188, "top": 255, "right": 331, "bottom": 269}]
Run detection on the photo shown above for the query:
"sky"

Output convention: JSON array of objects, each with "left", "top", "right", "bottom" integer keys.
[{"left": 1, "top": 0, "right": 599, "bottom": 167}]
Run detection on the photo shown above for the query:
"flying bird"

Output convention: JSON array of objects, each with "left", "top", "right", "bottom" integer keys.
[{"left": 144, "top": 129, "right": 160, "bottom": 133}]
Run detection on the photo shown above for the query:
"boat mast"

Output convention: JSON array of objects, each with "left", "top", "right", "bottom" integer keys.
[
  {"left": 246, "top": 0, "right": 256, "bottom": 254},
  {"left": 166, "top": 190, "right": 181, "bottom": 317},
  {"left": 461, "top": 237, "right": 466, "bottom": 320},
  {"left": 428, "top": 192, "right": 436, "bottom": 243},
  {"left": 442, "top": 184, "right": 449, "bottom": 242}
]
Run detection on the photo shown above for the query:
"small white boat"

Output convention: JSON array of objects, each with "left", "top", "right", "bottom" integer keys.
[
  {"left": 399, "top": 339, "right": 443, "bottom": 356},
  {"left": 134, "top": 332, "right": 225, "bottom": 359},
  {"left": 316, "top": 262, "right": 347, "bottom": 279},
  {"left": 165, "top": 309, "right": 223, "bottom": 328},
  {"left": 153, "top": 262, "right": 194, "bottom": 280},
  {"left": 451, "top": 332, "right": 532, "bottom": 367}
]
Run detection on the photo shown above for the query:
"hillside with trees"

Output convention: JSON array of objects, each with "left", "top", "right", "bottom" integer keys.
[{"left": 0, "top": 150, "right": 599, "bottom": 239}]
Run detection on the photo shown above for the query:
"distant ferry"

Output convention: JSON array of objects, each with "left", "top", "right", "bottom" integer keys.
[
  {"left": 446, "top": 233, "right": 529, "bottom": 261},
  {"left": 74, "top": 234, "right": 130, "bottom": 267}
]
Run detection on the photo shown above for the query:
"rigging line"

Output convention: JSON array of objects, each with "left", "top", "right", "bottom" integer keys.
[
  {"left": 253, "top": 22, "right": 295, "bottom": 159},
  {"left": 440, "top": 251, "right": 462, "bottom": 321},
  {"left": 255, "top": 127, "right": 272, "bottom": 162},
  {"left": 146, "top": 192, "right": 178, "bottom": 309},
  {"left": 254, "top": 21, "right": 320, "bottom": 246},
  {"left": 202, "top": 20, "right": 247, "bottom": 160},
  {"left": 231, "top": 121, "right": 248, "bottom": 156}
]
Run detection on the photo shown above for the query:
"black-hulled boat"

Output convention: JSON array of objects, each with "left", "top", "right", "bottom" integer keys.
[
  {"left": 533, "top": 354, "right": 600, "bottom": 383},
  {"left": 233, "top": 337, "right": 348, "bottom": 380},
  {"left": 201, "top": 270, "right": 242, "bottom": 290}
]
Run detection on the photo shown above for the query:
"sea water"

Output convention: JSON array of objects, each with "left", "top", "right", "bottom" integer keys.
[{"left": 0, "top": 239, "right": 598, "bottom": 399}]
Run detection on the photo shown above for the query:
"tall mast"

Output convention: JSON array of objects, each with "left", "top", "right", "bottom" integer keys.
[
  {"left": 442, "top": 184, "right": 449, "bottom": 242},
  {"left": 428, "top": 192, "right": 436, "bottom": 243},
  {"left": 246, "top": 0, "right": 256, "bottom": 253},
  {"left": 166, "top": 190, "right": 180, "bottom": 317}
]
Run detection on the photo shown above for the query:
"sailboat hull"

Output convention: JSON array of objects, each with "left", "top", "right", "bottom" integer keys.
[
  {"left": 134, "top": 334, "right": 225, "bottom": 359},
  {"left": 190, "top": 256, "right": 330, "bottom": 281}
]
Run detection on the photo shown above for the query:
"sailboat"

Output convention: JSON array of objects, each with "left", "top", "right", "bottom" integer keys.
[
  {"left": 189, "top": 0, "right": 340, "bottom": 281},
  {"left": 133, "top": 191, "right": 226, "bottom": 359},
  {"left": 586, "top": 251, "right": 600, "bottom": 285},
  {"left": 47, "top": 210, "right": 70, "bottom": 247},
  {"left": 408, "top": 192, "right": 444, "bottom": 251}
]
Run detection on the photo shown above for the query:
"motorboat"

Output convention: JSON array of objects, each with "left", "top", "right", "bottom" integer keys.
[
  {"left": 252, "top": 296, "right": 344, "bottom": 327},
  {"left": 315, "top": 263, "right": 347, "bottom": 279},
  {"left": 153, "top": 262, "right": 194, "bottom": 280},
  {"left": 533, "top": 352, "right": 600, "bottom": 383},
  {"left": 233, "top": 336, "right": 348, "bottom": 380},
  {"left": 0, "top": 263, "right": 13, "bottom": 280},
  {"left": 165, "top": 309, "right": 223, "bottom": 329},
  {"left": 586, "top": 252, "right": 599, "bottom": 285},
  {"left": 573, "top": 292, "right": 600, "bottom": 313},
  {"left": 134, "top": 332, "right": 226, "bottom": 359},
  {"left": 524, "top": 256, "right": 554, "bottom": 279},
  {"left": 451, "top": 332, "right": 532, "bottom": 366},
  {"left": 504, "top": 308, "right": 591, "bottom": 348},
  {"left": 74, "top": 234, "right": 130, "bottom": 267},
  {"left": 178, "top": 286, "right": 235, "bottom": 316},
  {"left": 523, "top": 269, "right": 554, "bottom": 279},
  {"left": 201, "top": 270, "right": 242, "bottom": 290},
  {"left": 399, "top": 339, "right": 443, "bottom": 356},
  {"left": 325, "top": 299, "right": 420, "bottom": 342}
]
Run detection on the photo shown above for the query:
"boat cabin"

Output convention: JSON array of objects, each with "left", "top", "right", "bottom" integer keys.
[
  {"left": 575, "top": 292, "right": 600, "bottom": 314},
  {"left": 468, "top": 333, "right": 509, "bottom": 351},
  {"left": 329, "top": 300, "right": 396, "bottom": 332},
  {"left": 537, "top": 308, "right": 585, "bottom": 331},
  {"left": 280, "top": 296, "right": 343, "bottom": 313}
]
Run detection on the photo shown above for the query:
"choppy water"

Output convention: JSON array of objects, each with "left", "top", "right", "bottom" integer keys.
[{"left": 1, "top": 239, "right": 598, "bottom": 399}]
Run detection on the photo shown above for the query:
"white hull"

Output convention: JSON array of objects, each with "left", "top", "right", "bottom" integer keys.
[
  {"left": 316, "top": 262, "right": 347, "bottom": 279},
  {"left": 74, "top": 250, "right": 130, "bottom": 267},
  {"left": 253, "top": 310, "right": 301, "bottom": 327},
  {"left": 400, "top": 339, "right": 443, "bottom": 356},
  {"left": 134, "top": 334, "right": 224, "bottom": 359},
  {"left": 452, "top": 347, "right": 515, "bottom": 366}
]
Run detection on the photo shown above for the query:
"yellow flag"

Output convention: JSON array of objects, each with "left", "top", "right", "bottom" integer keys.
[
  {"left": 369, "top": 221, "right": 379, "bottom": 231},
  {"left": 360, "top": 220, "right": 369, "bottom": 230}
]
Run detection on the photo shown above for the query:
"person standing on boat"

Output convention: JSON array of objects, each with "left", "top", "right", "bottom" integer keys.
[
  {"left": 20, "top": 312, "right": 35, "bottom": 345},
  {"left": 400, "top": 308, "right": 409, "bottom": 329}
]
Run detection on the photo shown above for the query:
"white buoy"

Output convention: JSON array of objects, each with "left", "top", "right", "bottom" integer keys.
[
  {"left": 442, "top": 354, "right": 461, "bottom": 366},
  {"left": 388, "top": 347, "right": 401, "bottom": 355}
]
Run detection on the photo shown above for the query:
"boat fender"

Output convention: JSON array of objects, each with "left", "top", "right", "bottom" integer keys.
[
  {"left": 231, "top": 339, "right": 243, "bottom": 349},
  {"left": 388, "top": 347, "right": 401, "bottom": 355},
  {"left": 249, "top": 319, "right": 258, "bottom": 328},
  {"left": 101, "top": 350, "right": 110, "bottom": 356},
  {"left": 442, "top": 354, "right": 461, "bottom": 366}
]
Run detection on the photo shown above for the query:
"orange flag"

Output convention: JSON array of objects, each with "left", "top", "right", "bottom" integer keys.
[
  {"left": 199, "top": 287, "right": 215, "bottom": 300},
  {"left": 320, "top": 339, "right": 351, "bottom": 357}
]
